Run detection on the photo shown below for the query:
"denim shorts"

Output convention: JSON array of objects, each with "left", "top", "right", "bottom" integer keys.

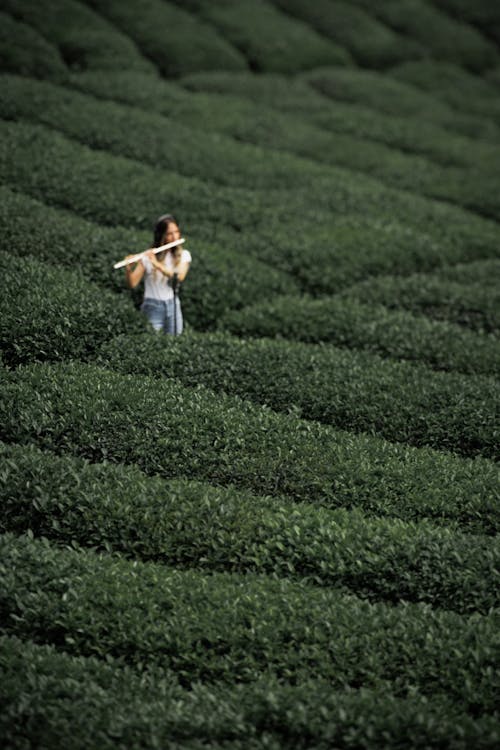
[{"left": 141, "top": 297, "right": 183, "bottom": 335}]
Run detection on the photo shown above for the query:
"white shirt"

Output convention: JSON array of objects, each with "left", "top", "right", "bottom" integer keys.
[{"left": 141, "top": 249, "right": 192, "bottom": 301}]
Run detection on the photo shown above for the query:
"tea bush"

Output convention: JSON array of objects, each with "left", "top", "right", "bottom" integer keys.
[
  {"left": 1, "top": 1, "right": 498, "bottom": 746},
  {"left": 98, "top": 331, "right": 500, "bottom": 459},
  {"left": 51, "top": 78, "right": 498, "bottom": 280},
  {"left": 351, "top": 0, "right": 498, "bottom": 71},
  {"left": 0, "top": 118, "right": 264, "bottom": 244},
  {"left": 269, "top": 0, "right": 424, "bottom": 68},
  {"left": 302, "top": 66, "right": 500, "bottom": 143},
  {"left": 0, "top": 252, "right": 146, "bottom": 366},
  {"left": 0, "top": 184, "right": 148, "bottom": 292},
  {"left": 1, "top": 362, "right": 498, "bottom": 530},
  {"left": 0, "top": 74, "right": 336, "bottom": 191},
  {"left": 0, "top": 11, "right": 67, "bottom": 82},
  {"left": 6, "top": 73, "right": 500, "bottom": 219},
  {"left": 429, "top": 0, "right": 500, "bottom": 44},
  {"left": 168, "top": 0, "right": 352, "bottom": 73},
  {"left": 220, "top": 295, "right": 500, "bottom": 377},
  {"left": 1, "top": 533, "right": 498, "bottom": 712},
  {"left": 64, "top": 73, "right": 500, "bottom": 252},
  {"left": 180, "top": 70, "right": 500, "bottom": 171},
  {"left": 0, "top": 185, "right": 296, "bottom": 330},
  {"left": 391, "top": 61, "right": 500, "bottom": 124},
  {"left": 436, "top": 258, "right": 500, "bottom": 285},
  {"left": 1, "top": 443, "right": 498, "bottom": 610},
  {"left": 3, "top": 118, "right": 498, "bottom": 298},
  {"left": 82, "top": 0, "right": 247, "bottom": 76},
  {"left": 340, "top": 274, "right": 500, "bottom": 334},
  {"left": 1, "top": 0, "right": 155, "bottom": 74},
  {"left": 75, "top": 64, "right": 500, "bottom": 151},
  {"left": 487, "top": 66, "right": 500, "bottom": 89},
  {"left": 3, "top": 635, "right": 498, "bottom": 750}
]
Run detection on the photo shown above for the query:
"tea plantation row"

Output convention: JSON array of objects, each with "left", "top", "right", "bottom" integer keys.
[
  {"left": 220, "top": 293, "right": 500, "bottom": 376},
  {"left": 425, "top": 0, "right": 500, "bottom": 45},
  {"left": 301, "top": 67, "right": 500, "bottom": 141},
  {"left": 96, "top": 331, "right": 500, "bottom": 459},
  {"left": 1, "top": 533, "right": 498, "bottom": 714},
  {"left": 0, "top": 192, "right": 296, "bottom": 330},
  {"left": 2, "top": 186, "right": 497, "bottom": 358},
  {"left": 5, "top": 2, "right": 499, "bottom": 142},
  {"left": 340, "top": 272, "right": 500, "bottom": 333},
  {"left": 5, "top": 71, "right": 493, "bottom": 220},
  {"left": 70, "top": 66, "right": 500, "bottom": 147},
  {"left": 180, "top": 69, "right": 500, "bottom": 168},
  {"left": 3, "top": 635, "right": 498, "bottom": 750},
  {"left": 3, "top": 249, "right": 498, "bottom": 457},
  {"left": 84, "top": 0, "right": 350, "bottom": 76},
  {"left": 1, "top": 363, "right": 498, "bottom": 532},
  {"left": 3, "top": 72, "right": 499, "bottom": 220},
  {"left": 1, "top": 1, "right": 499, "bottom": 746},
  {"left": 1, "top": 443, "right": 497, "bottom": 613},
  {"left": 269, "top": 0, "right": 497, "bottom": 71},
  {"left": 1, "top": 0, "right": 156, "bottom": 76},
  {"left": 391, "top": 60, "right": 500, "bottom": 123},
  {"left": 0, "top": 252, "right": 148, "bottom": 366},
  {"left": 4, "top": 0, "right": 498, "bottom": 79},
  {"left": 1, "top": 119, "right": 499, "bottom": 298}
]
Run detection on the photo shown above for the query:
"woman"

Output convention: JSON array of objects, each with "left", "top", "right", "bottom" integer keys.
[{"left": 125, "top": 214, "right": 191, "bottom": 334}]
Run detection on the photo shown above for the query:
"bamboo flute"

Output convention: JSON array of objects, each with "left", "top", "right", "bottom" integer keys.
[{"left": 113, "top": 238, "right": 185, "bottom": 269}]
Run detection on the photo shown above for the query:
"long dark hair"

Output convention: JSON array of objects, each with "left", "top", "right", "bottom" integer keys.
[{"left": 153, "top": 214, "right": 178, "bottom": 248}]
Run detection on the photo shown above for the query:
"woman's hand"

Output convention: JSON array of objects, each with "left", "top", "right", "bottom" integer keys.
[{"left": 148, "top": 250, "right": 173, "bottom": 278}]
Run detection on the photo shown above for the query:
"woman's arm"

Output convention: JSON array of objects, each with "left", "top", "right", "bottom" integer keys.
[
  {"left": 124, "top": 257, "right": 145, "bottom": 288},
  {"left": 175, "top": 257, "right": 191, "bottom": 282}
]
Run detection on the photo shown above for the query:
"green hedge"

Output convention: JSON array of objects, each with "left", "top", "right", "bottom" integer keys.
[
  {"left": 1, "top": 443, "right": 498, "bottom": 610},
  {"left": 61, "top": 77, "right": 500, "bottom": 278},
  {"left": 0, "top": 185, "right": 296, "bottom": 331},
  {"left": 269, "top": 0, "right": 425, "bottom": 68},
  {"left": 65, "top": 73, "right": 500, "bottom": 247},
  {"left": 436, "top": 258, "right": 500, "bottom": 286},
  {"left": 1, "top": 363, "right": 498, "bottom": 531},
  {"left": 0, "top": 74, "right": 335, "bottom": 191},
  {"left": 390, "top": 61, "right": 500, "bottom": 125},
  {"left": 428, "top": 0, "right": 500, "bottom": 45},
  {"left": 180, "top": 70, "right": 500, "bottom": 172},
  {"left": 2, "top": 635, "right": 498, "bottom": 750},
  {"left": 170, "top": 0, "right": 352, "bottom": 73},
  {"left": 82, "top": 0, "right": 247, "bottom": 76},
  {"left": 0, "top": 184, "right": 148, "bottom": 293},
  {"left": 351, "top": 0, "right": 498, "bottom": 71},
  {"left": 6, "top": 74, "right": 500, "bottom": 220},
  {"left": 302, "top": 67, "right": 500, "bottom": 144},
  {"left": 340, "top": 274, "right": 500, "bottom": 335},
  {"left": 1, "top": 0, "right": 155, "bottom": 74},
  {"left": 487, "top": 66, "right": 500, "bottom": 90},
  {"left": 219, "top": 295, "right": 500, "bottom": 377},
  {"left": 97, "top": 331, "right": 500, "bottom": 460},
  {"left": 1, "top": 119, "right": 499, "bottom": 297},
  {"left": 237, "top": 215, "right": 448, "bottom": 300},
  {"left": 0, "top": 118, "right": 268, "bottom": 259},
  {"left": 0, "top": 252, "right": 146, "bottom": 366},
  {"left": 0, "top": 11, "right": 67, "bottom": 82},
  {"left": 74, "top": 65, "right": 500, "bottom": 151},
  {"left": 1, "top": 533, "right": 498, "bottom": 711},
  {"left": 177, "top": 72, "right": 500, "bottom": 220}
]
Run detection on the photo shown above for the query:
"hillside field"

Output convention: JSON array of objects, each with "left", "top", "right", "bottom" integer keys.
[{"left": 0, "top": 1, "right": 499, "bottom": 748}]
